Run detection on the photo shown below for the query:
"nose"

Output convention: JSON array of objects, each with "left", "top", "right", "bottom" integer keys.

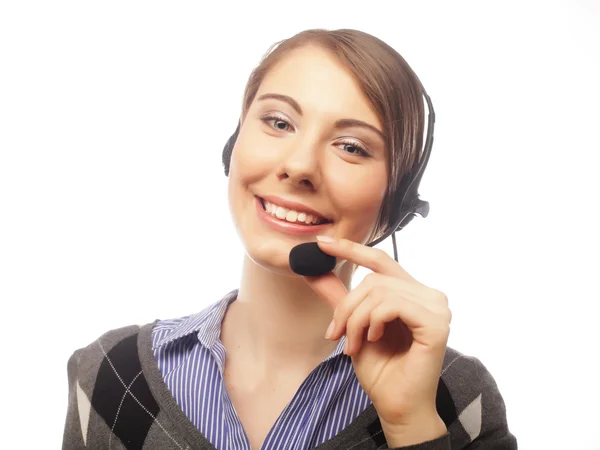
[{"left": 276, "top": 138, "right": 322, "bottom": 191}]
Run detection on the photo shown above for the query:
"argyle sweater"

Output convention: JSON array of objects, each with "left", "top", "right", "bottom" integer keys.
[{"left": 62, "top": 322, "right": 517, "bottom": 449}]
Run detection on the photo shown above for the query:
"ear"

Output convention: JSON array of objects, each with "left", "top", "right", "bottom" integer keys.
[{"left": 222, "top": 121, "right": 241, "bottom": 176}]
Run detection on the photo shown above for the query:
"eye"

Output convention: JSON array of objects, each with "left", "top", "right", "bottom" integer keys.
[
  {"left": 262, "top": 114, "right": 294, "bottom": 132},
  {"left": 337, "top": 139, "right": 371, "bottom": 157}
]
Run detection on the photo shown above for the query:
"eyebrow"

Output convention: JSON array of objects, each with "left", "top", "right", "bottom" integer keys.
[{"left": 257, "top": 93, "right": 385, "bottom": 141}]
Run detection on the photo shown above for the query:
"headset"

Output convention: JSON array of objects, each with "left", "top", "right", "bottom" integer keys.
[{"left": 221, "top": 80, "right": 435, "bottom": 263}]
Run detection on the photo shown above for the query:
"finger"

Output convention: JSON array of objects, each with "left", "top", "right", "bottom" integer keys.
[
  {"left": 367, "top": 309, "right": 411, "bottom": 345},
  {"left": 366, "top": 315, "right": 385, "bottom": 343},
  {"left": 328, "top": 274, "right": 393, "bottom": 340},
  {"left": 316, "top": 236, "right": 416, "bottom": 281},
  {"left": 304, "top": 274, "right": 373, "bottom": 341},
  {"left": 343, "top": 293, "right": 384, "bottom": 356},
  {"left": 368, "top": 299, "right": 450, "bottom": 346},
  {"left": 304, "top": 272, "right": 348, "bottom": 311}
]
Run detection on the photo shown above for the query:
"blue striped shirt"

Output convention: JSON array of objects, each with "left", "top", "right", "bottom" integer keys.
[{"left": 151, "top": 290, "right": 373, "bottom": 450}]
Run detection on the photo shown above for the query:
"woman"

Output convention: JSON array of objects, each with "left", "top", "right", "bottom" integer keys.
[{"left": 63, "top": 29, "right": 517, "bottom": 449}]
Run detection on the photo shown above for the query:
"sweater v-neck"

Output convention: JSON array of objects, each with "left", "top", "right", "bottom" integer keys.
[{"left": 138, "top": 321, "right": 384, "bottom": 450}]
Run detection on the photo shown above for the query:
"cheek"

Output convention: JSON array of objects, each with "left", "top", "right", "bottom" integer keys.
[
  {"left": 228, "top": 135, "right": 279, "bottom": 224},
  {"left": 227, "top": 142, "right": 256, "bottom": 220},
  {"left": 230, "top": 143, "right": 266, "bottom": 185},
  {"left": 229, "top": 128, "right": 283, "bottom": 186},
  {"left": 327, "top": 164, "right": 387, "bottom": 229}
]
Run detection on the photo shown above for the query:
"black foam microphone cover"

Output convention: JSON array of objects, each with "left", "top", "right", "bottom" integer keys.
[{"left": 289, "top": 242, "right": 336, "bottom": 276}]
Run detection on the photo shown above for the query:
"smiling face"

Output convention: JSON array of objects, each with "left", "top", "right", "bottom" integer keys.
[{"left": 228, "top": 45, "right": 389, "bottom": 275}]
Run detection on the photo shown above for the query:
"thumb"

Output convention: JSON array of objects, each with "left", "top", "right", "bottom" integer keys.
[{"left": 304, "top": 272, "right": 348, "bottom": 311}]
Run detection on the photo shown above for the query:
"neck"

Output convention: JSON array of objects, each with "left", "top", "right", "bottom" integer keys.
[{"left": 222, "top": 254, "right": 353, "bottom": 368}]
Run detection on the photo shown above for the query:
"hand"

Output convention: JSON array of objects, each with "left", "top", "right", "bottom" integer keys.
[{"left": 303, "top": 236, "right": 450, "bottom": 446}]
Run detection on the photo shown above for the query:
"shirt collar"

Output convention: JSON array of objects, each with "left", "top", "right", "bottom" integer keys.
[
  {"left": 153, "top": 289, "right": 238, "bottom": 350},
  {"left": 324, "top": 336, "right": 347, "bottom": 362},
  {"left": 153, "top": 288, "right": 347, "bottom": 361}
]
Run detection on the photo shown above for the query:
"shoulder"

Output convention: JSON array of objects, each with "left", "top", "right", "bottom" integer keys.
[
  {"left": 441, "top": 346, "right": 500, "bottom": 391},
  {"left": 63, "top": 322, "right": 161, "bottom": 447},
  {"left": 440, "top": 347, "right": 505, "bottom": 406},
  {"left": 436, "top": 347, "right": 517, "bottom": 448},
  {"left": 66, "top": 322, "right": 154, "bottom": 388}
]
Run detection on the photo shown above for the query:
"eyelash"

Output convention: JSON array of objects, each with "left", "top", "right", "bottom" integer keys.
[{"left": 261, "top": 114, "right": 371, "bottom": 158}]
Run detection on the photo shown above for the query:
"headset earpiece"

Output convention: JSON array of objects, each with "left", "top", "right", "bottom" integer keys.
[
  {"left": 367, "top": 85, "right": 434, "bottom": 249},
  {"left": 222, "top": 123, "right": 240, "bottom": 176},
  {"left": 393, "top": 197, "right": 430, "bottom": 232}
]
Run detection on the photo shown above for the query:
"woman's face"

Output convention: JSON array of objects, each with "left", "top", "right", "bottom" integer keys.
[{"left": 228, "top": 45, "right": 388, "bottom": 275}]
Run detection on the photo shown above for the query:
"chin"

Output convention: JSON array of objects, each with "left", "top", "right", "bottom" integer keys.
[
  {"left": 244, "top": 239, "right": 303, "bottom": 277},
  {"left": 228, "top": 184, "right": 375, "bottom": 278},
  {"left": 231, "top": 192, "right": 333, "bottom": 276}
]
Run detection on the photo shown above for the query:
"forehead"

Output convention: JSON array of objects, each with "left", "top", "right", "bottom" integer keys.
[{"left": 256, "top": 45, "right": 382, "bottom": 129}]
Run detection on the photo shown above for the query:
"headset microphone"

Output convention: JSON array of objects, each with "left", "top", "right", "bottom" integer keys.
[{"left": 289, "top": 242, "right": 336, "bottom": 277}]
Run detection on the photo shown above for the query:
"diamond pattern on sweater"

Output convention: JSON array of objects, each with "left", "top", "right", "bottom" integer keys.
[
  {"left": 91, "top": 334, "right": 160, "bottom": 449},
  {"left": 76, "top": 380, "right": 91, "bottom": 445},
  {"left": 458, "top": 393, "right": 482, "bottom": 441}
]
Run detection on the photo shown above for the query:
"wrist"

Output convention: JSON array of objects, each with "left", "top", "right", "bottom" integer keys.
[{"left": 380, "top": 413, "right": 447, "bottom": 448}]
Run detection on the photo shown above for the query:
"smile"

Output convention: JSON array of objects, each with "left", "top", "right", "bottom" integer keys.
[
  {"left": 260, "top": 199, "right": 329, "bottom": 226},
  {"left": 256, "top": 196, "right": 332, "bottom": 235}
]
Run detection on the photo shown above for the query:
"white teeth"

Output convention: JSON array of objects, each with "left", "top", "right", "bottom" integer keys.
[
  {"left": 262, "top": 200, "right": 326, "bottom": 225},
  {"left": 275, "top": 206, "right": 287, "bottom": 219}
]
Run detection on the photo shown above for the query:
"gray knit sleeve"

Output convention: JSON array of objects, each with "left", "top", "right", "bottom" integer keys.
[
  {"left": 460, "top": 356, "right": 517, "bottom": 448},
  {"left": 441, "top": 353, "right": 518, "bottom": 449},
  {"left": 379, "top": 432, "right": 451, "bottom": 449},
  {"left": 379, "top": 351, "right": 517, "bottom": 450},
  {"left": 62, "top": 349, "right": 87, "bottom": 449}
]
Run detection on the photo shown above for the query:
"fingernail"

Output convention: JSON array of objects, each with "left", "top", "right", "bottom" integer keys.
[
  {"left": 343, "top": 339, "right": 349, "bottom": 355},
  {"left": 325, "top": 319, "right": 335, "bottom": 339},
  {"left": 317, "top": 235, "right": 336, "bottom": 244}
]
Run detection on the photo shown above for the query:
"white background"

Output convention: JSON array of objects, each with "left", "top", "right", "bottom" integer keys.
[{"left": 1, "top": 1, "right": 599, "bottom": 448}]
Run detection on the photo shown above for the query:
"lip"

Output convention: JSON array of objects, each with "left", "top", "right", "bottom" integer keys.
[
  {"left": 259, "top": 195, "right": 329, "bottom": 221},
  {"left": 255, "top": 197, "right": 332, "bottom": 235}
]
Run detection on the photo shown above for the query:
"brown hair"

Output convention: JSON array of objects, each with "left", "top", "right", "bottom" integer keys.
[{"left": 240, "top": 29, "right": 425, "bottom": 242}]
